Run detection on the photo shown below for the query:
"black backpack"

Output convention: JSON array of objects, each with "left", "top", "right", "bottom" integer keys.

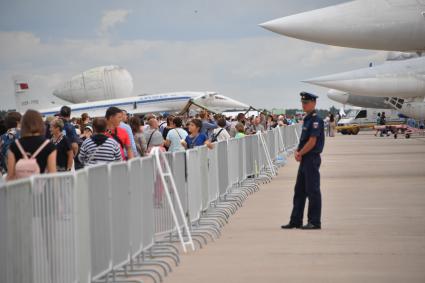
[{"left": 211, "top": 129, "right": 224, "bottom": 143}]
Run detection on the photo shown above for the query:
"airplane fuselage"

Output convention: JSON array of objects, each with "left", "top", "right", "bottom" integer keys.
[{"left": 38, "top": 92, "right": 249, "bottom": 117}]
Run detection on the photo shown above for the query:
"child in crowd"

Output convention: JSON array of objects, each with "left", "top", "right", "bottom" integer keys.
[
  {"left": 181, "top": 119, "right": 213, "bottom": 149},
  {"left": 235, "top": 123, "right": 246, "bottom": 139}
]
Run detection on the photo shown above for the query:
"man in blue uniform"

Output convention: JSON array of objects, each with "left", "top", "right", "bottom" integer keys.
[{"left": 282, "top": 92, "right": 325, "bottom": 230}]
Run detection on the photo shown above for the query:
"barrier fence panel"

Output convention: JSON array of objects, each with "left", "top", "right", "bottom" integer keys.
[
  {"left": 244, "top": 135, "right": 254, "bottom": 177},
  {"left": 109, "top": 162, "right": 132, "bottom": 270},
  {"left": 277, "top": 127, "right": 287, "bottom": 153},
  {"left": 186, "top": 149, "right": 202, "bottom": 223},
  {"left": 140, "top": 156, "right": 155, "bottom": 249},
  {"left": 274, "top": 128, "right": 281, "bottom": 156},
  {"left": 87, "top": 164, "right": 112, "bottom": 280},
  {"left": 282, "top": 127, "right": 289, "bottom": 150},
  {"left": 172, "top": 151, "right": 189, "bottom": 227},
  {"left": 154, "top": 152, "right": 177, "bottom": 237},
  {"left": 266, "top": 130, "right": 274, "bottom": 161},
  {"left": 74, "top": 170, "right": 91, "bottom": 283},
  {"left": 32, "top": 173, "right": 77, "bottom": 283},
  {"left": 257, "top": 132, "right": 267, "bottom": 173},
  {"left": 0, "top": 179, "right": 33, "bottom": 283},
  {"left": 252, "top": 134, "right": 261, "bottom": 176},
  {"left": 216, "top": 141, "right": 230, "bottom": 197},
  {"left": 238, "top": 138, "right": 246, "bottom": 182},
  {"left": 128, "top": 158, "right": 144, "bottom": 257},
  {"left": 198, "top": 146, "right": 210, "bottom": 211},
  {"left": 207, "top": 146, "right": 219, "bottom": 204},
  {"left": 259, "top": 133, "right": 265, "bottom": 172},
  {"left": 152, "top": 147, "right": 195, "bottom": 252},
  {"left": 227, "top": 138, "right": 239, "bottom": 188},
  {"left": 289, "top": 126, "right": 294, "bottom": 148}
]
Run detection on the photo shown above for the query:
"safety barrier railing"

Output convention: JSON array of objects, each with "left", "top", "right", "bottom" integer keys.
[{"left": 0, "top": 124, "right": 301, "bottom": 283}]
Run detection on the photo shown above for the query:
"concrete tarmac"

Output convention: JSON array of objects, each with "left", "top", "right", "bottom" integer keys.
[{"left": 166, "top": 132, "right": 425, "bottom": 283}]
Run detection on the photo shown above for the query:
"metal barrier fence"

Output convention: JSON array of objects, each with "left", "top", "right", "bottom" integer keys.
[{"left": 0, "top": 124, "right": 301, "bottom": 283}]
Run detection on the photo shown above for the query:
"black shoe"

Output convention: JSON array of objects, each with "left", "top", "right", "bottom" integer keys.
[
  {"left": 281, "top": 223, "right": 302, "bottom": 229},
  {"left": 301, "top": 223, "right": 321, "bottom": 230}
]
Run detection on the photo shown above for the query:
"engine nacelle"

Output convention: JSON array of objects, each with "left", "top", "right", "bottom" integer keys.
[{"left": 53, "top": 65, "right": 133, "bottom": 103}]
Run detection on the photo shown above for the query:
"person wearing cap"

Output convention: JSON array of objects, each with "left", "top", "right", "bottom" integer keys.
[
  {"left": 81, "top": 125, "right": 93, "bottom": 141},
  {"left": 282, "top": 92, "right": 325, "bottom": 230},
  {"left": 59, "top": 106, "right": 80, "bottom": 156}
]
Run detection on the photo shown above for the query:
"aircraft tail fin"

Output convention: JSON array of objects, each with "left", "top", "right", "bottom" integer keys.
[
  {"left": 12, "top": 75, "right": 42, "bottom": 113},
  {"left": 12, "top": 75, "right": 65, "bottom": 114}
]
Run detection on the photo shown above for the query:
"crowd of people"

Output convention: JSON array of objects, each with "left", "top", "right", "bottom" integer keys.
[{"left": 0, "top": 106, "right": 301, "bottom": 182}]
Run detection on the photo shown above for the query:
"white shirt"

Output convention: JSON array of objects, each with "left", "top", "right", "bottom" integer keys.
[
  {"left": 166, "top": 128, "right": 188, "bottom": 152},
  {"left": 212, "top": 127, "right": 230, "bottom": 142}
]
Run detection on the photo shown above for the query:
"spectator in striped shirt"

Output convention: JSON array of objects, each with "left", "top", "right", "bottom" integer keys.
[{"left": 78, "top": 118, "right": 122, "bottom": 166}]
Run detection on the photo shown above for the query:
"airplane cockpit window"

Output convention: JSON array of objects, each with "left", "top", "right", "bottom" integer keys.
[{"left": 356, "top": 110, "right": 367, "bottom": 119}]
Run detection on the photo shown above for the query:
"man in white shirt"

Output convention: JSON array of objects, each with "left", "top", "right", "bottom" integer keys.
[{"left": 212, "top": 118, "right": 231, "bottom": 142}]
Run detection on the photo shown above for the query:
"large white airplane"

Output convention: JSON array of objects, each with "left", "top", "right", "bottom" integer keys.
[
  {"left": 305, "top": 56, "right": 425, "bottom": 99},
  {"left": 260, "top": 0, "right": 425, "bottom": 51},
  {"left": 13, "top": 66, "right": 250, "bottom": 117},
  {"left": 259, "top": 0, "right": 425, "bottom": 120},
  {"left": 305, "top": 54, "right": 425, "bottom": 120},
  {"left": 328, "top": 90, "right": 425, "bottom": 120},
  {"left": 34, "top": 91, "right": 250, "bottom": 117}
]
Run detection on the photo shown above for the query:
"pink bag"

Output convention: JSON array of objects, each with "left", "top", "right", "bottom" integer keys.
[{"left": 14, "top": 140, "right": 50, "bottom": 179}]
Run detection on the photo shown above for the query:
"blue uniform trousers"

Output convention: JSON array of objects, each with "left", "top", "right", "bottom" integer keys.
[{"left": 290, "top": 153, "right": 322, "bottom": 226}]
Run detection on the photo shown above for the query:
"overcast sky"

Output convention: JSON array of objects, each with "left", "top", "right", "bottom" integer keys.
[{"left": 0, "top": 0, "right": 387, "bottom": 111}]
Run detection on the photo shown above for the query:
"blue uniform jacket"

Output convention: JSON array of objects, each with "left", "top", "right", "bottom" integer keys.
[{"left": 298, "top": 111, "right": 325, "bottom": 155}]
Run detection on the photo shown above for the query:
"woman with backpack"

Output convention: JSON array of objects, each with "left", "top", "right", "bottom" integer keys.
[{"left": 6, "top": 110, "right": 57, "bottom": 181}]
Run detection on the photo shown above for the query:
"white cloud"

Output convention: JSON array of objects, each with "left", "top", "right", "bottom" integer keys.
[{"left": 99, "top": 9, "right": 131, "bottom": 35}]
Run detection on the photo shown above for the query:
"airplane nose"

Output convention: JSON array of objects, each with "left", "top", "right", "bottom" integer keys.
[
  {"left": 259, "top": 4, "right": 345, "bottom": 41},
  {"left": 259, "top": 15, "right": 309, "bottom": 38},
  {"left": 327, "top": 89, "right": 349, "bottom": 104},
  {"left": 303, "top": 68, "right": 369, "bottom": 92},
  {"left": 259, "top": 1, "right": 425, "bottom": 51}
]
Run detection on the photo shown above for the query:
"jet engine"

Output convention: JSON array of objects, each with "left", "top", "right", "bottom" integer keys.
[{"left": 52, "top": 65, "right": 133, "bottom": 103}]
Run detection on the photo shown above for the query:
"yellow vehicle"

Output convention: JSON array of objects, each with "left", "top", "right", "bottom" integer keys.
[
  {"left": 336, "top": 124, "right": 367, "bottom": 135},
  {"left": 336, "top": 108, "right": 406, "bottom": 135}
]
